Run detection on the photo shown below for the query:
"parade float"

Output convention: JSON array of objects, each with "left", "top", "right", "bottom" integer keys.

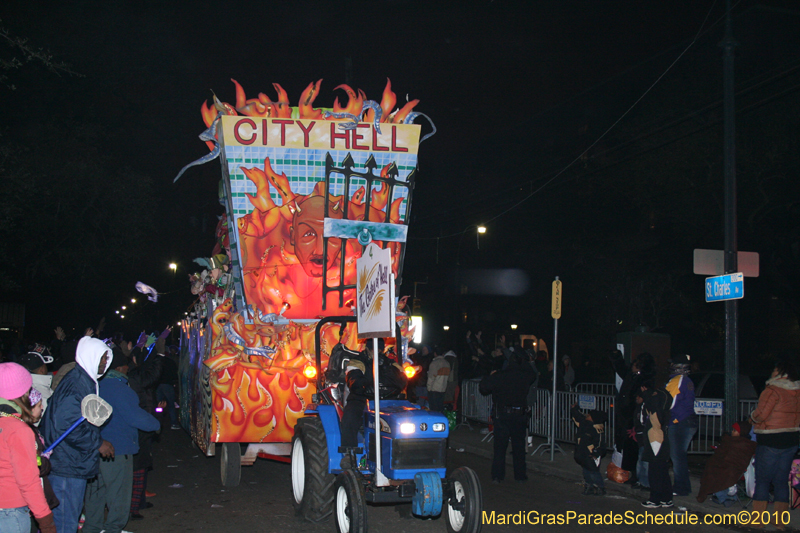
[{"left": 176, "top": 79, "right": 432, "bottom": 486}]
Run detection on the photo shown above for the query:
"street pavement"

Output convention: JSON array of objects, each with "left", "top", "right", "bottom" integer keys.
[{"left": 120, "top": 421, "right": 798, "bottom": 532}]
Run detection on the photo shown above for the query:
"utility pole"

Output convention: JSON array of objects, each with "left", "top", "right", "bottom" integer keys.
[{"left": 720, "top": 0, "right": 739, "bottom": 431}]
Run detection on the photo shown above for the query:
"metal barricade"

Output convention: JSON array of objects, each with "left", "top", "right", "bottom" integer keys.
[
  {"left": 688, "top": 398, "right": 761, "bottom": 454},
  {"left": 460, "top": 378, "right": 492, "bottom": 424},
  {"left": 738, "top": 399, "right": 758, "bottom": 420},
  {"left": 525, "top": 389, "right": 616, "bottom": 451},
  {"left": 689, "top": 402, "right": 726, "bottom": 454},
  {"left": 528, "top": 387, "right": 551, "bottom": 437},
  {"left": 459, "top": 382, "right": 762, "bottom": 455},
  {"left": 575, "top": 383, "right": 617, "bottom": 396},
  {"left": 553, "top": 391, "right": 617, "bottom": 451}
]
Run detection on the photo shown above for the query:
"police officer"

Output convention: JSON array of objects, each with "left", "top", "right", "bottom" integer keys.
[{"left": 480, "top": 351, "right": 536, "bottom": 483}]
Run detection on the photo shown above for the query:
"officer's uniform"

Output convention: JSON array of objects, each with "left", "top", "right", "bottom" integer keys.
[{"left": 480, "top": 356, "right": 536, "bottom": 482}]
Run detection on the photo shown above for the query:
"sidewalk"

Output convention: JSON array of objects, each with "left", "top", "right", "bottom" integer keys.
[{"left": 448, "top": 423, "right": 800, "bottom": 525}]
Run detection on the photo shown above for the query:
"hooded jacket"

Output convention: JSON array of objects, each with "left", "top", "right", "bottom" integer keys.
[
  {"left": 41, "top": 336, "right": 111, "bottom": 479},
  {"left": 750, "top": 376, "right": 800, "bottom": 434},
  {"left": 427, "top": 352, "right": 452, "bottom": 393}
]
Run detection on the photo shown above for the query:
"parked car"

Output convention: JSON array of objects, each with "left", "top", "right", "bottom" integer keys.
[{"left": 689, "top": 371, "right": 758, "bottom": 400}]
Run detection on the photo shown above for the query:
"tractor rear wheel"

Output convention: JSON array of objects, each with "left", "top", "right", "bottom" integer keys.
[{"left": 291, "top": 417, "right": 335, "bottom": 522}]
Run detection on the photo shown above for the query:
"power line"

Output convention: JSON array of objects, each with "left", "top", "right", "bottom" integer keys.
[
  {"left": 410, "top": 0, "right": 731, "bottom": 238},
  {"left": 413, "top": 3, "right": 800, "bottom": 238}
]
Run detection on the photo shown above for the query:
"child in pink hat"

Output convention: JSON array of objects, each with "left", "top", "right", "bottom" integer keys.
[{"left": 0, "top": 363, "right": 56, "bottom": 533}]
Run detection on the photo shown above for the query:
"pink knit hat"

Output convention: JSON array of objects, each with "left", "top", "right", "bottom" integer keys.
[{"left": 0, "top": 362, "right": 33, "bottom": 400}]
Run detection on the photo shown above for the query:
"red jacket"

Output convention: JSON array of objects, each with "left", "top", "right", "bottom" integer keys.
[
  {"left": 750, "top": 377, "right": 800, "bottom": 434},
  {"left": 0, "top": 414, "right": 51, "bottom": 518}
]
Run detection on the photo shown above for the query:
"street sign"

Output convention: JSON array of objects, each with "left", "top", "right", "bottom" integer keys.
[
  {"left": 551, "top": 278, "right": 562, "bottom": 319},
  {"left": 705, "top": 272, "right": 744, "bottom": 303},
  {"left": 693, "top": 249, "right": 759, "bottom": 277}
]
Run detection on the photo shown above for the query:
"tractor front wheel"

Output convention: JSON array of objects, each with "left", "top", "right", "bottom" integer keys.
[
  {"left": 334, "top": 469, "right": 367, "bottom": 533},
  {"left": 445, "top": 467, "right": 482, "bottom": 533}
]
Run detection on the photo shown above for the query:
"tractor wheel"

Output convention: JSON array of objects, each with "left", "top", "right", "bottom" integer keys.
[
  {"left": 291, "top": 417, "right": 335, "bottom": 522},
  {"left": 445, "top": 467, "right": 482, "bottom": 533},
  {"left": 220, "top": 442, "right": 241, "bottom": 487},
  {"left": 334, "top": 469, "right": 368, "bottom": 533}
]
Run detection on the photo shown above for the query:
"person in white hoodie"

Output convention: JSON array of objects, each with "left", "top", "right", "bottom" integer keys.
[
  {"left": 41, "top": 336, "right": 114, "bottom": 533},
  {"left": 427, "top": 347, "right": 451, "bottom": 413}
]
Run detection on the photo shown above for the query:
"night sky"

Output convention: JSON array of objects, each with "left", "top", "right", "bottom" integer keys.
[{"left": 2, "top": 1, "right": 799, "bottom": 366}]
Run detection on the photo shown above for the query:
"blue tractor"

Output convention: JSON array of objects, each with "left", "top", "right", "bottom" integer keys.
[{"left": 291, "top": 317, "right": 483, "bottom": 533}]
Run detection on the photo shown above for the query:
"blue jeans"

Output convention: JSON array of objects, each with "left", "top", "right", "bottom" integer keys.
[
  {"left": 50, "top": 474, "right": 88, "bottom": 533},
  {"left": 428, "top": 391, "right": 445, "bottom": 413},
  {"left": 0, "top": 507, "right": 31, "bottom": 533},
  {"left": 156, "top": 383, "right": 178, "bottom": 426},
  {"left": 668, "top": 418, "right": 697, "bottom": 495},
  {"left": 714, "top": 488, "right": 737, "bottom": 506},
  {"left": 754, "top": 445, "right": 797, "bottom": 503},
  {"left": 583, "top": 467, "right": 605, "bottom": 488},
  {"left": 414, "top": 386, "right": 429, "bottom": 408},
  {"left": 637, "top": 446, "right": 650, "bottom": 488}
]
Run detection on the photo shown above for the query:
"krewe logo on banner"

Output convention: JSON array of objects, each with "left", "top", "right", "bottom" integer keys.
[{"left": 357, "top": 243, "right": 395, "bottom": 339}]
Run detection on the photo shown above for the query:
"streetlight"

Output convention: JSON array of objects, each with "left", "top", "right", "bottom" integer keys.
[
  {"left": 120, "top": 315, "right": 125, "bottom": 319},
  {"left": 510, "top": 324, "right": 518, "bottom": 330},
  {"left": 131, "top": 298, "right": 136, "bottom": 304},
  {"left": 121, "top": 306, "right": 126, "bottom": 310},
  {"left": 477, "top": 225, "right": 486, "bottom": 250},
  {"left": 115, "top": 310, "right": 119, "bottom": 315},
  {"left": 443, "top": 325, "right": 450, "bottom": 331},
  {"left": 169, "top": 263, "right": 177, "bottom": 273}
]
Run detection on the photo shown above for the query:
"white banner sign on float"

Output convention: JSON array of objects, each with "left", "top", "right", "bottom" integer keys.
[
  {"left": 355, "top": 242, "right": 395, "bottom": 487},
  {"left": 356, "top": 243, "right": 395, "bottom": 339}
]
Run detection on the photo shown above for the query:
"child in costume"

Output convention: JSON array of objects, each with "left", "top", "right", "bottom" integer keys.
[
  {"left": 571, "top": 403, "right": 608, "bottom": 495},
  {"left": 640, "top": 382, "right": 674, "bottom": 508}
]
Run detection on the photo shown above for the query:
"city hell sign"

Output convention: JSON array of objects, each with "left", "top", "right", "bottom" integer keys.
[{"left": 356, "top": 243, "right": 395, "bottom": 339}]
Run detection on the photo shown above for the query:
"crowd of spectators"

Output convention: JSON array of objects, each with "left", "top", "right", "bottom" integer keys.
[{"left": 0, "top": 326, "right": 180, "bottom": 533}]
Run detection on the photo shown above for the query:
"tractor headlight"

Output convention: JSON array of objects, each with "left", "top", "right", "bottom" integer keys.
[
  {"left": 400, "top": 422, "right": 416, "bottom": 434},
  {"left": 432, "top": 423, "right": 446, "bottom": 432}
]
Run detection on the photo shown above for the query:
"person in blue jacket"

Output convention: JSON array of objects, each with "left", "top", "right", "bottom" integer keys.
[
  {"left": 41, "top": 336, "right": 114, "bottom": 533},
  {"left": 83, "top": 346, "right": 160, "bottom": 533}
]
